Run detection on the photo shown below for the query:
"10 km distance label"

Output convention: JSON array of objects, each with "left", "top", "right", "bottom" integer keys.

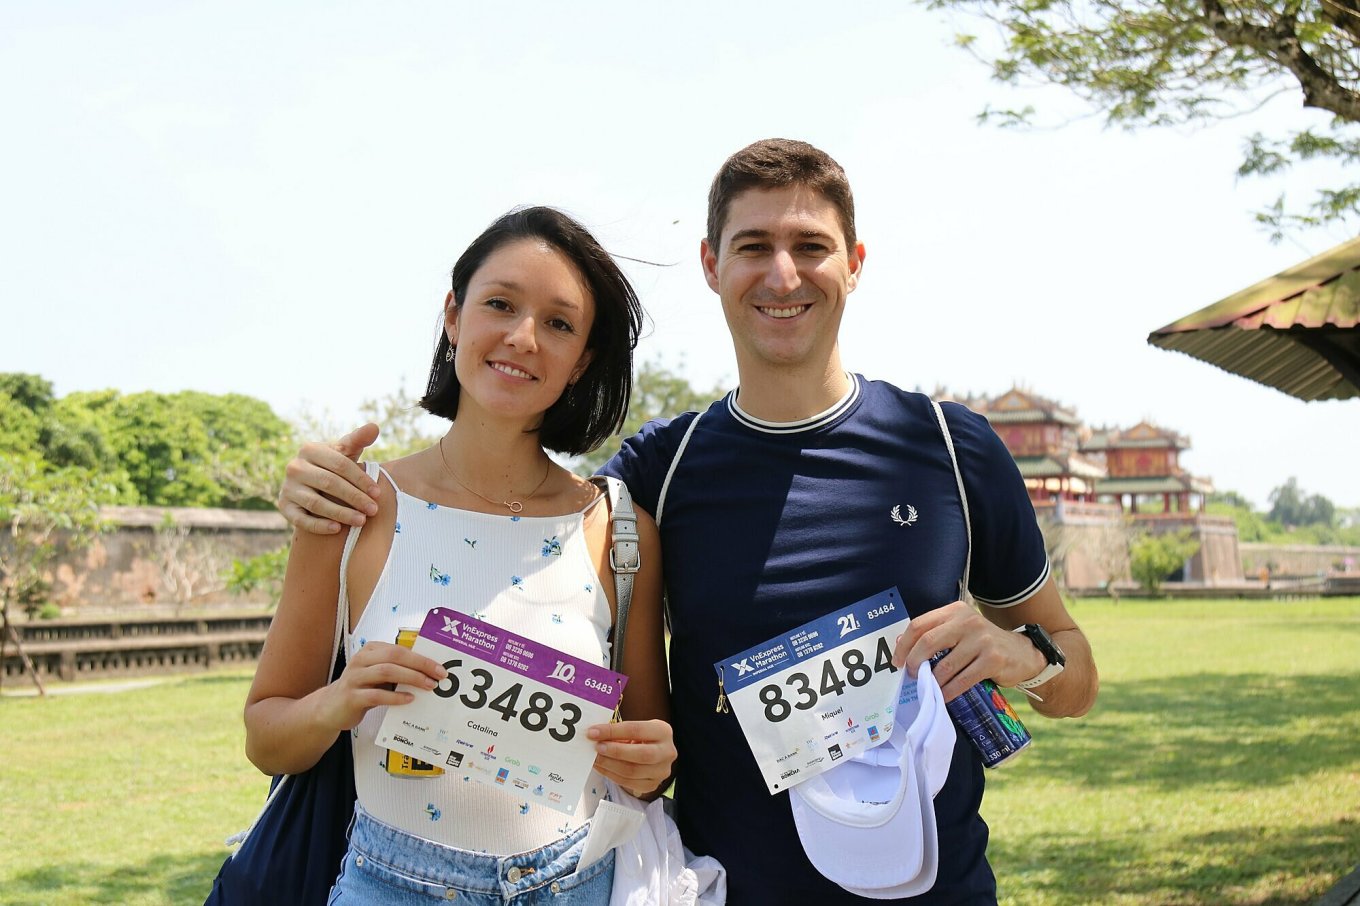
[
  {"left": 716, "top": 588, "right": 910, "bottom": 794},
  {"left": 376, "top": 607, "right": 627, "bottom": 815}
]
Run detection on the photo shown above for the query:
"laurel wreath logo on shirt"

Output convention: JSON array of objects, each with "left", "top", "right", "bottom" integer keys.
[{"left": 890, "top": 504, "right": 918, "bottom": 527}]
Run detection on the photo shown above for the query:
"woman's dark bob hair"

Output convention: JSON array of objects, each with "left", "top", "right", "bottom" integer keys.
[{"left": 419, "top": 206, "right": 643, "bottom": 457}]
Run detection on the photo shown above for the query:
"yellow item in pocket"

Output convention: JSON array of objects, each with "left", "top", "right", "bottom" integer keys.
[{"left": 385, "top": 627, "right": 444, "bottom": 777}]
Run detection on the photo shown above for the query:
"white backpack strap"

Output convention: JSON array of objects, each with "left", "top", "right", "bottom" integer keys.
[
  {"left": 590, "top": 475, "right": 638, "bottom": 674},
  {"left": 929, "top": 400, "right": 974, "bottom": 604},
  {"left": 655, "top": 411, "right": 703, "bottom": 528},
  {"left": 336, "top": 462, "right": 382, "bottom": 653}
]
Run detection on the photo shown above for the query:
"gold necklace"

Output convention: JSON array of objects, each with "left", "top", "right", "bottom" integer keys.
[{"left": 437, "top": 437, "right": 551, "bottom": 514}]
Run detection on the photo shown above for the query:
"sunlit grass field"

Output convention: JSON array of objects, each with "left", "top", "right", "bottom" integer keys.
[{"left": 1, "top": 597, "right": 1356, "bottom": 905}]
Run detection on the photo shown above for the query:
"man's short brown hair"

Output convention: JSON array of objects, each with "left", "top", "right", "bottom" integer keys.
[{"left": 706, "top": 138, "right": 856, "bottom": 251}]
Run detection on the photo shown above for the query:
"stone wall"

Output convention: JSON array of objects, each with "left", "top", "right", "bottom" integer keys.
[
  {"left": 1136, "top": 512, "right": 1243, "bottom": 586},
  {"left": 42, "top": 506, "right": 289, "bottom": 612},
  {"left": 1035, "top": 503, "right": 1245, "bottom": 589},
  {"left": 1239, "top": 542, "right": 1360, "bottom": 579},
  {"left": 1035, "top": 500, "right": 1130, "bottom": 589}
]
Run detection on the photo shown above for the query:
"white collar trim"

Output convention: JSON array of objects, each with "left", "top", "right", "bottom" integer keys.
[{"left": 727, "top": 374, "right": 860, "bottom": 434}]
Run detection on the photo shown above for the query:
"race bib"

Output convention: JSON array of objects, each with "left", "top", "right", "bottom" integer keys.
[
  {"left": 715, "top": 588, "right": 910, "bottom": 794},
  {"left": 376, "top": 607, "right": 627, "bottom": 815}
]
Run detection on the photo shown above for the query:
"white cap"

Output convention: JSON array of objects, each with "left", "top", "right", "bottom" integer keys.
[{"left": 788, "top": 662, "right": 955, "bottom": 896}]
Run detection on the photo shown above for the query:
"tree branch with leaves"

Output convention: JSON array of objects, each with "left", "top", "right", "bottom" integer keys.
[{"left": 935, "top": 0, "right": 1360, "bottom": 236}]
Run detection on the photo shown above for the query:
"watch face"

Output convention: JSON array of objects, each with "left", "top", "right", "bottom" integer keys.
[{"left": 1025, "top": 624, "right": 1066, "bottom": 666}]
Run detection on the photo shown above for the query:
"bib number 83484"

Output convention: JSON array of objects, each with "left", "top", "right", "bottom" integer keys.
[
  {"left": 434, "top": 658, "right": 583, "bottom": 741},
  {"left": 758, "top": 636, "right": 898, "bottom": 723}
]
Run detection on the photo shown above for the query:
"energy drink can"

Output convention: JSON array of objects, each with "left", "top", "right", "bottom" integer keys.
[{"left": 931, "top": 652, "right": 1031, "bottom": 768}]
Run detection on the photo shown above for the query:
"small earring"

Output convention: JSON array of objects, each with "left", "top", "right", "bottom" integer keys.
[{"left": 445, "top": 345, "right": 455, "bottom": 363}]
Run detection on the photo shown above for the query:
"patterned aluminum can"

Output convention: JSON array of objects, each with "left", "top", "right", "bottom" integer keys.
[{"left": 931, "top": 652, "right": 1031, "bottom": 768}]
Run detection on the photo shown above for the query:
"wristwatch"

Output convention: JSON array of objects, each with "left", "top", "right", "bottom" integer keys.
[{"left": 1012, "top": 624, "right": 1066, "bottom": 689}]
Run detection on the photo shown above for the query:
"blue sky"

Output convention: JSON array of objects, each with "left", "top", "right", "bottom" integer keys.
[{"left": 3, "top": 2, "right": 1356, "bottom": 509}]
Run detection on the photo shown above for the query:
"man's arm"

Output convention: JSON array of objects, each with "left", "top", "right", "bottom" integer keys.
[
  {"left": 276, "top": 423, "right": 383, "bottom": 534},
  {"left": 894, "top": 576, "right": 1097, "bottom": 718}
]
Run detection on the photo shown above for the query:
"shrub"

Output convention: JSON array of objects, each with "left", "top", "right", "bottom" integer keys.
[{"left": 1129, "top": 528, "right": 1200, "bottom": 594}]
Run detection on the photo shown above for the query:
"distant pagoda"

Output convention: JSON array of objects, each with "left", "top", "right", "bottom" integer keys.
[
  {"left": 974, "top": 387, "right": 1106, "bottom": 503},
  {"left": 1081, "top": 421, "right": 1213, "bottom": 514}
]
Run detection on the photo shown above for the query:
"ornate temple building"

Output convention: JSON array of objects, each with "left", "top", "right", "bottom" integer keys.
[
  {"left": 1082, "top": 421, "right": 1214, "bottom": 514},
  {"left": 962, "top": 387, "right": 1241, "bottom": 588},
  {"left": 976, "top": 388, "right": 1105, "bottom": 503}
]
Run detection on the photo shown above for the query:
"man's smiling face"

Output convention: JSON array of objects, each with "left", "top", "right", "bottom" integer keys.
[{"left": 701, "top": 185, "right": 864, "bottom": 374}]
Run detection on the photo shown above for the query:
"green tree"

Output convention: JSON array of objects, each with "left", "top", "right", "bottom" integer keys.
[
  {"left": 932, "top": 0, "right": 1360, "bottom": 235},
  {"left": 188, "top": 391, "right": 296, "bottom": 509},
  {"left": 1129, "top": 527, "right": 1201, "bottom": 593},
  {"left": 0, "top": 375, "right": 296, "bottom": 509},
  {"left": 0, "top": 452, "right": 118, "bottom": 619},
  {"left": 0, "top": 392, "right": 43, "bottom": 457},
  {"left": 357, "top": 386, "right": 443, "bottom": 462},
  {"left": 1268, "top": 476, "right": 1337, "bottom": 527},
  {"left": 1206, "top": 490, "right": 1273, "bottom": 542},
  {"left": 0, "top": 374, "right": 55, "bottom": 413},
  {"left": 575, "top": 360, "right": 726, "bottom": 475}
]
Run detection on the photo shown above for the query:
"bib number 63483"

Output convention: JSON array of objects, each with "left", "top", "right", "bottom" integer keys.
[{"left": 434, "top": 658, "right": 583, "bottom": 741}]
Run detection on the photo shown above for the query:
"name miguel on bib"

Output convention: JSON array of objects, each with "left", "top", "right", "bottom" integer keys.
[{"left": 714, "top": 588, "right": 910, "bottom": 794}]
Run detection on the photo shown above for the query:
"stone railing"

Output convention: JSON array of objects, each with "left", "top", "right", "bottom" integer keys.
[{"left": 1, "top": 612, "right": 272, "bottom": 685}]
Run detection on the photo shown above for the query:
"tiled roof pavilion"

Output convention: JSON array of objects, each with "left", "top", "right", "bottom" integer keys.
[{"left": 1149, "top": 235, "right": 1360, "bottom": 401}]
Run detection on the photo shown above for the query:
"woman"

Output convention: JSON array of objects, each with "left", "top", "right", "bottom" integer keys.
[{"left": 244, "top": 207, "right": 674, "bottom": 904}]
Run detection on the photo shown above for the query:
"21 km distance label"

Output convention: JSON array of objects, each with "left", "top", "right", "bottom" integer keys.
[
  {"left": 715, "top": 588, "right": 910, "bottom": 794},
  {"left": 377, "top": 607, "right": 627, "bottom": 814}
]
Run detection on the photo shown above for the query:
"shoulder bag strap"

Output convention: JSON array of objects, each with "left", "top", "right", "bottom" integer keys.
[
  {"left": 929, "top": 400, "right": 974, "bottom": 603},
  {"left": 655, "top": 411, "right": 704, "bottom": 528},
  {"left": 590, "top": 475, "right": 638, "bottom": 674}
]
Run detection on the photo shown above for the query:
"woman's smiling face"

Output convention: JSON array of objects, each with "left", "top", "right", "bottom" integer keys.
[{"left": 446, "top": 238, "right": 595, "bottom": 428}]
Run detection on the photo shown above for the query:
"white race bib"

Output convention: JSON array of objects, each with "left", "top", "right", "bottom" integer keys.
[
  {"left": 377, "top": 607, "right": 626, "bottom": 814},
  {"left": 715, "top": 588, "right": 910, "bottom": 794}
]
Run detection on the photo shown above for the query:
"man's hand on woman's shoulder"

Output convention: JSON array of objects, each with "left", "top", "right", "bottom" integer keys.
[{"left": 276, "top": 422, "right": 383, "bottom": 534}]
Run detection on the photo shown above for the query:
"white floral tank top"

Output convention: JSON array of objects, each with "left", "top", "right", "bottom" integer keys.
[{"left": 344, "top": 463, "right": 612, "bottom": 854}]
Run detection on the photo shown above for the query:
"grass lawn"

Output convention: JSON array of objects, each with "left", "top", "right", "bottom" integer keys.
[
  {"left": 0, "top": 597, "right": 1356, "bottom": 905},
  {"left": 985, "top": 597, "right": 1360, "bottom": 906}
]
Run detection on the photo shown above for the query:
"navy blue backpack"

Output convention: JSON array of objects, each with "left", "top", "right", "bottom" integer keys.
[{"left": 204, "top": 643, "right": 355, "bottom": 906}]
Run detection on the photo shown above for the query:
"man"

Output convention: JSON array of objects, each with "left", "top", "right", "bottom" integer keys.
[{"left": 279, "top": 139, "right": 1098, "bottom": 904}]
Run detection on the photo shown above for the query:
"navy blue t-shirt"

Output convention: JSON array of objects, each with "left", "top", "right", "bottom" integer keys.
[{"left": 601, "top": 376, "right": 1048, "bottom": 905}]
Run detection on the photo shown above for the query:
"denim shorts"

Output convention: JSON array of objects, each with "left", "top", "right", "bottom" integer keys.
[{"left": 327, "top": 805, "right": 615, "bottom": 905}]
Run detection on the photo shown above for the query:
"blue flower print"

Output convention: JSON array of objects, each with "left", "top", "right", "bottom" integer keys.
[
  {"left": 429, "top": 565, "right": 451, "bottom": 586},
  {"left": 584, "top": 583, "right": 593, "bottom": 593},
  {"left": 510, "top": 515, "right": 521, "bottom": 522},
  {"left": 551, "top": 613, "right": 563, "bottom": 624},
  {"left": 464, "top": 538, "right": 477, "bottom": 549},
  {"left": 394, "top": 521, "right": 402, "bottom": 533},
  {"left": 426, "top": 501, "right": 438, "bottom": 510},
  {"left": 541, "top": 536, "right": 562, "bottom": 557},
  {"left": 426, "top": 803, "right": 442, "bottom": 821},
  {"left": 519, "top": 803, "right": 530, "bottom": 816},
  {"left": 511, "top": 576, "right": 524, "bottom": 590}
]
